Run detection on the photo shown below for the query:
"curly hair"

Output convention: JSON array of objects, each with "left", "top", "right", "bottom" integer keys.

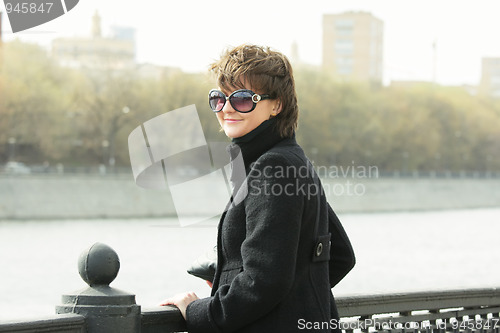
[{"left": 209, "top": 44, "right": 299, "bottom": 138}]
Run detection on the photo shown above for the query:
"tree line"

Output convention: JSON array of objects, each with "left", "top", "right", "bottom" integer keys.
[{"left": 1, "top": 40, "right": 499, "bottom": 173}]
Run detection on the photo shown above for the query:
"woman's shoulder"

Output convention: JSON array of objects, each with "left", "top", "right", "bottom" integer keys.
[
  {"left": 270, "top": 137, "right": 306, "bottom": 160},
  {"left": 253, "top": 137, "right": 308, "bottom": 171}
]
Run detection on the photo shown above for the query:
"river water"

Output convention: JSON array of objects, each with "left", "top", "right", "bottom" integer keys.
[{"left": 1, "top": 208, "right": 499, "bottom": 321}]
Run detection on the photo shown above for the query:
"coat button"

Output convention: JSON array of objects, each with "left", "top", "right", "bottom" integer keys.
[{"left": 315, "top": 242, "right": 323, "bottom": 257}]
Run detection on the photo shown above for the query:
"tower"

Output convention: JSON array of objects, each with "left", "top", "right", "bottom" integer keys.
[{"left": 91, "top": 10, "right": 102, "bottom": 39}]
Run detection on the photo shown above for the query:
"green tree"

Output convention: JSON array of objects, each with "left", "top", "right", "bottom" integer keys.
[{"left": 0, "top": 40, "right": 72, "bottom": 163}]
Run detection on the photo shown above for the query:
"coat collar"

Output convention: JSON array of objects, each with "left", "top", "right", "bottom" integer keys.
[{"left": 227, "top": 118, "right": 284, "bottom": 169}]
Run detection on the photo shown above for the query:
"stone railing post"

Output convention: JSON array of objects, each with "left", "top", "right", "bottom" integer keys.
[{"left": 56, "top": 243, "right": 141, "bottom": 332}]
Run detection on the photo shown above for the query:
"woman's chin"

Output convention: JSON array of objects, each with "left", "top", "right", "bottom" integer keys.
[
  {"left": 223, "top": 127, "right": 244, "bottom": 139},
  {"left": 225, "top": 131, "right": 240, "bottom": 139}
]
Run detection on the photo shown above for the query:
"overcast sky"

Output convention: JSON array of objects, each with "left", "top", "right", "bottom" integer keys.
[{"left": 2, "top": 0, "right": 500, "bottom": 85}]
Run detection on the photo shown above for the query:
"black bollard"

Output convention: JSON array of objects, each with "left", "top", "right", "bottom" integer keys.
[{"left": 56, "top": 243, "right": 141, "bottom": 333}]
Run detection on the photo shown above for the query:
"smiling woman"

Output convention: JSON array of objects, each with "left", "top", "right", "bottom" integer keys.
[
  {"left": 207, "top": 44, "right": 299, "bottom": 140},
  {"left": 159, "top": 44, "right": 356, "bottom": 333}
]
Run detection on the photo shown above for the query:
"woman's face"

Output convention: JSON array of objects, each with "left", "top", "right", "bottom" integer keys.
[{"left": 215, "top": 85, "right": 280, "bottom": 139}]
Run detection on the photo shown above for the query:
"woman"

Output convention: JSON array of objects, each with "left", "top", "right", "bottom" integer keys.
[{"left": 161, "top": 44, "right": 355, "bottom": 332}]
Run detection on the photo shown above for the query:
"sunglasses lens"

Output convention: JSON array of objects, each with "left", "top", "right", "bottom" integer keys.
[
  {"left": 209, "top": 91, "right": 226, "bottom": 112},
  {"left": 230, "top": 91, "right": 254, "bottom": 112}
]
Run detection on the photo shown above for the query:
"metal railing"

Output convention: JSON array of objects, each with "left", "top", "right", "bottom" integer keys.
[
  {"left": 0, "top": 243, "right": 498, "bottom": 333},
  {"left": 336, "top": 288, "right": 500, "bottom": 332}
]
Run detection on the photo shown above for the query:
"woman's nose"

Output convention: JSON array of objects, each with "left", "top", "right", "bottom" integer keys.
[{"left": 222, "top": 99, "right": 235, "bottom": 113}]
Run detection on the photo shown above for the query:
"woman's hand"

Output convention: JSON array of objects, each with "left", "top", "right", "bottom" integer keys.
[{"left": 159, "top": 292, "right": 199, "bottom": 319}]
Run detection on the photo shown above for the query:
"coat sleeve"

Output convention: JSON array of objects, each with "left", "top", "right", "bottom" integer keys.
[
  {"left": 186, "top": 153, "right": 306, "bottom": 332},
  {"left": 328, "top": 203, "right": 356, "bottom": 288}
]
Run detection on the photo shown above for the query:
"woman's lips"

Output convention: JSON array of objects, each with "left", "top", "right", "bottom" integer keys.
[{"left": 224, "top": 119, "right": 243, "bottom": 123}]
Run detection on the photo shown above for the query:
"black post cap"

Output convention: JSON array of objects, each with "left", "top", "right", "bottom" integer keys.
[{"left": 78, "top": 242, "right": 120, "bottom": 286}]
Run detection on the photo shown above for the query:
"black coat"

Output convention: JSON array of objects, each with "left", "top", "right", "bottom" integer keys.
[{"left": 186, "top": 120, "right": 355, "bottom": 332}]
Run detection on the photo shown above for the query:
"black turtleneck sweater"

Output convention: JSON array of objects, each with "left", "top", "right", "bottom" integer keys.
[
  {"left": 226, "top": 118, "right": 285, "bottom": 196},
  {"left": 228, "top": 118, "right": 283, "bottom": 166}
]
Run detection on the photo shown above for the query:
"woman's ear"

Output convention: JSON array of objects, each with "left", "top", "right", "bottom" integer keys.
[{"left": 272, "top": 100, "right": 282, "bottom": 116}]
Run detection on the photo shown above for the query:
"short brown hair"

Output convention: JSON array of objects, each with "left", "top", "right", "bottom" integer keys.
[{"left": 209, "top": 44, "right": 298, "bottom": 138}]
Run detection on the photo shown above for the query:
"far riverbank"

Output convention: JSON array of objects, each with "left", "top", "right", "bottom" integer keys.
[{"left": 1, "top": 174, "right": 499, "bottom": 220}]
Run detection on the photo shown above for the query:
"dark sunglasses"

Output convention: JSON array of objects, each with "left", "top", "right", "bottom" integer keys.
[{"left": 208, "top": 89, "right": 272, "bottom": 113}]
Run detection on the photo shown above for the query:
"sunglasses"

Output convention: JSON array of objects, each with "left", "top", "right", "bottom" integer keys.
[{"left": 208, "top": 89, "right": 272, "bottom": 113}]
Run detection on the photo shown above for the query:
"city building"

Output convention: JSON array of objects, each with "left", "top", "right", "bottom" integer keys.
[
  {"left": 322, "top": 11, "right": 384, "bottom": 84},
  {"left": 51, "top": 11, "right": 136, "bottom": 70},
  {"left": 0, "top": 11, "right": 3, "bottom": 44},
  {"left": 479, "top": 57, "right": 500, "bottom": 98}
]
